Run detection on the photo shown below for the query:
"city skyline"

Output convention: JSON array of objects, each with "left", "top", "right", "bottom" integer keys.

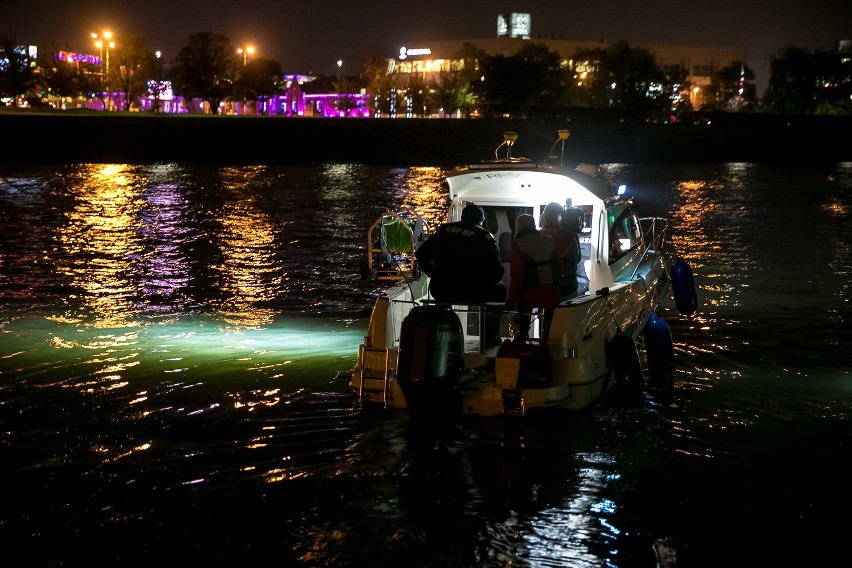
[{"left": 5, "top": 0, "right": 850, "bottom": 81}]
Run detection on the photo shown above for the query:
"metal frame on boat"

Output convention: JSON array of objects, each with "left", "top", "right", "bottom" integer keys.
[{"left": 352, "top": 131, "right": 697, "bottom": 417}]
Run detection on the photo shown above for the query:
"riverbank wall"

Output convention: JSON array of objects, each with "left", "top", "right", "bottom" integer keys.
[{"left": 1, "top": 111, "right": 849, "bottom": 166}]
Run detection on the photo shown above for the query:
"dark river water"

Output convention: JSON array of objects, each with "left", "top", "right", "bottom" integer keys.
[{"left": 1, "top": 161, "right": 850, "bottom": 567}]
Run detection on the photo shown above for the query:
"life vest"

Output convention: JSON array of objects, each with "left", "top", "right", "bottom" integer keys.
[{"left": 515, "top": 234, "right": 558, "bottom": 288}]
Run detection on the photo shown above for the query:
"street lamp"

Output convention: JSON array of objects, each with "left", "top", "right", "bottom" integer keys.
[
  {"left": 150, "top": 51, "right": 164, "bottom": 113},
  {"left": 237, "top": 45, "right": 255, "bottom": 66},
  {"left": 91, "top": 31, "right": 115, "bottom": 111},
  {"left": 337, "top": 59, "right": 343, "bottom": 116}
]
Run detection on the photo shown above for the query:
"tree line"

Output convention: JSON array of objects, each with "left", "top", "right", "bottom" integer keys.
[{"left": 1, "top": 32, "right": 849, "bottom": 118}]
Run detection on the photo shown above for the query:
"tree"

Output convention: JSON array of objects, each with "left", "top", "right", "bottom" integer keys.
[
  {"left": 147, "top": 52, "right": 166, "bottom": 113},
  {"left": 112, "top": 36, "right": 157, "bottom": 111},
  {"left": 661, "top": 64, "right": 692, "bottom": 121},
  {"left": 332, "top": 75, "right": 364, "bottom": 117},
  {"left": 479, "top": 42, "right": 569, "bottom": 116},
  {"left": 764, "top": 46, "right": 817, "bottom": 114},
  {"left": 434, "top": 42, "right": 486, "bottom": 117},
  {"left": 170, "top": 32, "right": 237, "bottom": 114},
  {"left": 235, "top": 57, "right": 283, "bottom": 115},
  {"left": 705, "top": 60, "right": 757, "bottom": 112},
  {"left": 401, "top": 72, "right": 431, "bottom": 117},
  {"left": 362, "top": 45, "right": 396, "bottom": 117},
  {"left": 573, "top": 40, "right": 668, "bottom": 117},
  {"left": 435, "top": 72, "right": 477, "bottom": 117},
  {"left": 0, "top": 34, "right": 35, "bottom": 105},
  {"left": 514, "top": 42, "right": 571, "bottom": 107},
  {"left": 604, "top": 40, "right": 666, "bottom": 115},
  {"left": 37, "top": 44, "right": 84, "bottom": 107},
  {"left": 568, "top": 49, "right": 605, "bottom": 108},
  {"left": 763, "top": 45, "right": 851, "bottom": 115}
]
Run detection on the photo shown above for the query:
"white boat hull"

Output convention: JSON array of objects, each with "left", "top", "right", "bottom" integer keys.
[
  {"left": 351, "top": 131, "right": 690, "bottom": 417},
  {"left": 351, "top": 248, "right": 671, "bottom": 416}
]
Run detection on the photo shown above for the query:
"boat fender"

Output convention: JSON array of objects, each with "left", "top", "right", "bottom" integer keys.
[
  {"left": 644, "top": 315, "right": 675, "bottom": 390},
  {"left": 607, "top": 332, "right": 644, "bottom": 396},
  {"left": 671, "top": 257, "right": 698, "bottom": 316}
]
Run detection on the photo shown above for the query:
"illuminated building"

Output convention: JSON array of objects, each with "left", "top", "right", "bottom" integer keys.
[{"left": 387, "top": 12, "right": 743, "bottom": 112}]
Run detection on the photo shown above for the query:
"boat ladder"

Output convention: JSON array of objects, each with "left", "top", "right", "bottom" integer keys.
[{"left": 357, "top": 344, "right": 392, "bottom": 408}]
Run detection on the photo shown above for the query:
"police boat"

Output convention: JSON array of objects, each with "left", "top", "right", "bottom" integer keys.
[{"left": 351, "top": 130, "right": 698, "bottom": 417}]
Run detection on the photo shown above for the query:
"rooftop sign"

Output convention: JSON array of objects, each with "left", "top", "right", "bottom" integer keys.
[
  {"left": 497, "top": 13, "right": 531, "bottom": 39},
  {"left": 398, "top": 47, "right": 432, "bottom": 60}
]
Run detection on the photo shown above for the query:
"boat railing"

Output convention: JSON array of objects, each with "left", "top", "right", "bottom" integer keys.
[
  {"left": 364, "top": 210, "right": 430, "bottom": 281},
  {"left": 630, "top": 217, "right": 670, "bottom": 281},
  {"left": 407, "top": 298, "right": 559, "bottom": 355},
  {"left": 417, "top": 299, "right": 513, "bottom": 353}
]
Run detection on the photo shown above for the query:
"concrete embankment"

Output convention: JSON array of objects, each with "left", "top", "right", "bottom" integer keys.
[{"left": 1, "top": 111, "right": 849, "bottom": 166}]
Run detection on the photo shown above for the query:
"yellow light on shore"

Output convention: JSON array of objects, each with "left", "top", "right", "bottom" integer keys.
[
  {"left": 91, "top": 30, "right": 116, "bottom": 111},
  {"left": 237, "top": 45, "right": 255, "bottom": 66}
]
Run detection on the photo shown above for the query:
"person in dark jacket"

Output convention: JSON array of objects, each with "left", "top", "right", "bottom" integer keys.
[
  {"left": 415, "top": 203, "right": 506, "bottom": 304},
  {"left": 562, "top": 199, "right": 589, "bottom": 296}
]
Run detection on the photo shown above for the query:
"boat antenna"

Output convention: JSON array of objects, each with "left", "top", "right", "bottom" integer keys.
[
  {"left": 495, "top": 131, "right": 519, "bottom": 160},
  {"left": 545, "top": 129, "right": 571, "bottom": 166}
]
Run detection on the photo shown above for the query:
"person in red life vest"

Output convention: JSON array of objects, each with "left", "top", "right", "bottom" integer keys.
[
  {"left": 539, "top": 201, "right": 581, "bottom": 300},
  {"left": 506, "top": 213, "right": 562, "bottom": 341},
  {"left": 507, "top": 213, "right": 561, "bottom": 307}
]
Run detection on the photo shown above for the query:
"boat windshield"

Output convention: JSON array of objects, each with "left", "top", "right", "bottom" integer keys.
[{"left": 608, "top": 204, "right": 643, "bottom": 263}]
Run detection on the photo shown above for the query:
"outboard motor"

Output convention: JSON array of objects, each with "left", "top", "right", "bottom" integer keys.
[{"left": 397, "top": 306, "right": 465, "bottom": 414}]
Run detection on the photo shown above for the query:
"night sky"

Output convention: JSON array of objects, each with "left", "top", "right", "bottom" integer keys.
[{"left": 5, "top": 0, "right": 850, "bottom": 83}]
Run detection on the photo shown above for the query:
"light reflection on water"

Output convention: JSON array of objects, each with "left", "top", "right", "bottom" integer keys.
[
  {"left": 213, "top": 167, "right": 286, "bottom": 326},
  {"left": 52, "top": 164, "right": 147, "bottom": 327},
  {"left": 1, "top": 162, "right": 851, "bottom": 566}
]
